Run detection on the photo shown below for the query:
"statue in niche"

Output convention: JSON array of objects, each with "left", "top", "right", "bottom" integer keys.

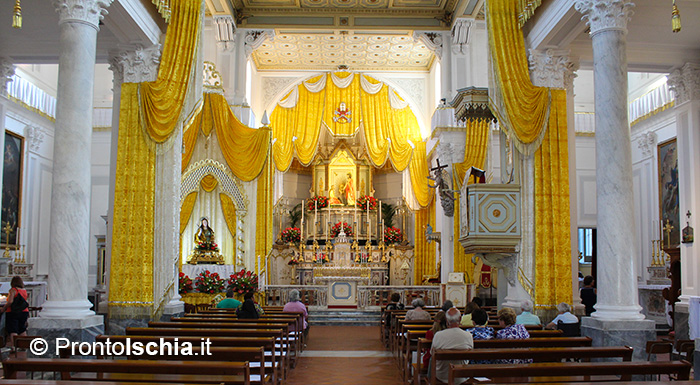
[
  {"left": 195, "top": 217, "right": 219, "bottom": 252},
  {"left": 344, "top": 172, "right": 356, "bottom": 206}
]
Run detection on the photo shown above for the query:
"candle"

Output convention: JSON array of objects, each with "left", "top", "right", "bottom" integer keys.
[{"left": 314, "top": 200, "right": 318, "bottom": 240}]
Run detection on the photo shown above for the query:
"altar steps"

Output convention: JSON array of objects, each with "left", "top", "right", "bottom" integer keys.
[{"left": 309, "top": 310, "right": 381, "bottom": 326}]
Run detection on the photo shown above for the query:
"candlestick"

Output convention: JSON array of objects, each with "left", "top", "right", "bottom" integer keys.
[{"left": 314, "top": 201, "right": 318, "bottom": 241}]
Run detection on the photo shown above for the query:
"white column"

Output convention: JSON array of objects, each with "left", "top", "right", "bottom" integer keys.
[
  {"left": 0, "top": 58, "right": 15, "bottom": 97},
  {"left": 440, "top": 31, "right": 453, "bottom": 101},
  {"left": 214, "top": 15, "right": 236, "bottom": 104},
  {"left": 668, "top": 64, "right": 700, "bottom": 309},
  {"left": 41, "top": 0, "right": 112, "bottom": 318},
  {"left": 575, "top": 0, "right": 643, "bottom": 321}
]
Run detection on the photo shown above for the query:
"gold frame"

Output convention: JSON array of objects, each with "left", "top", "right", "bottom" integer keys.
[
  {"left": 2, "top": 130, "right": 23, "bottom": 246},
  {"left": 658, "top": 137, "right": 679, "bottom": 247}
]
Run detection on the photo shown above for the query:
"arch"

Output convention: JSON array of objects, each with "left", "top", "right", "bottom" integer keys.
[{"left": 181, "top": 159, "right": 248, "bottom": 216}]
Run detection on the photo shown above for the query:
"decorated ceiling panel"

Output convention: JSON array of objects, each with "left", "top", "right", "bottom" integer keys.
[{"left": 252, "top": 32, "right": 436, "bottom": 71}]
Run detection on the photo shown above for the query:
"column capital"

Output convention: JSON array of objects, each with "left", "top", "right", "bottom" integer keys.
[
  {"left": 667, "top": 63, "right": 700, "bottom": 105},
  {"left": 109, "top": 45, "right": 161, "bottom": 84},
  {"left": 214, "top": 15, "right": 236, "bottom": 42},
  {"left": 244, "top": 30, "right": 275, "bottom": 59},
  {"left": 413, "top": 31, "right": 444, "bottom": 60},
  {"left": 451, "top": 18, "right": 472, "bottom": 55},
  {"left": 0, "top": 58, "right": 15, "bottom": 96},
  {"left": 574, "top": 0, "right": 634, "bottom": 36},
  {"left": 528, "top": 49, "right": 579, "bottom": 89},
  {"left": 53, "top": 0, "right": 113, "bottom": 30}
]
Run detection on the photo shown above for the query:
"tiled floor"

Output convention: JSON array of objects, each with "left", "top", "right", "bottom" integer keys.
[{"left": 285, "top": 326, "right": 404, "bottom": 385}]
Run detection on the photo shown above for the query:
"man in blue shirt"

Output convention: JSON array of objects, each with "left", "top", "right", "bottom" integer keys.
[{"left": 516, "top": 300, "right": 541, "bottom": 325}]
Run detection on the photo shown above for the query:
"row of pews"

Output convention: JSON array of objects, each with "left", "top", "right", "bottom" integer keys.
[
  {"left": 0, "top": 306, "right": 306, "bottom": 385},
  {"left": 382, "top": 306, "right": 696, "bottom": 385}
]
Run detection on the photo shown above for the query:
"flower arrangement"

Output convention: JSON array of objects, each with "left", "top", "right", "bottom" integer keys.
[
  {"left": 356, "top": 195, "right": 377, "bottom": 210},
  {"left": 179, "top": 272, "right": 193, "bottom": 294},
  {"left": 228, "top": 269, "right": 259, "bottom": 295},
  {"left": 322, "top": 254, "right": 330, "bottom": 264},
  {"left": 331, "top": 222, "right": 353, "bottom": 238},
  {"left": 194, "top": 270, "right": 225, "bottom": 294},
  {"left": 281, "top": 227, "right": 301, "bottom": 244},
  {"left": 307, "top": 196, "right": 329, "bottom": 211},
  {"left": 288, "top": 254, "right": 302, "bottom": 265},
  {"left": 384, "top": 226, "right": 403, "bottom": 244}
]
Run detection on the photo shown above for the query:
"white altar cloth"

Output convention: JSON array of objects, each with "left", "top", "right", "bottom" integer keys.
[{"left": 182, "top": 264, "right": 238, "bottom": 279}]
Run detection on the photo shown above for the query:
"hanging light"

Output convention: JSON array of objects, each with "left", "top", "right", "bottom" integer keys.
[
  {"left": 12, "top": 0, "right": 21, "bottom": 29},
  {"left": 672, "top": 0, "right": 681, "bottom": 33}
]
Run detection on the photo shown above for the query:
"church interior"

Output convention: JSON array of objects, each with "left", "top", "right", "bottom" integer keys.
[{"left": 1, "top": 0, "right": 700, "bottom": 382}]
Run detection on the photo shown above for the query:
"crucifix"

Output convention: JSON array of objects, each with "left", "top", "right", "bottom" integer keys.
[
  {"left": 663, "top": 219, "right": 674, "bottom": 249},
  {"left": 2, "top": 221, "right": 14, "bottom": 259},
  {"left": 429, "top": 158, "right": 448, "bottom": 174}
]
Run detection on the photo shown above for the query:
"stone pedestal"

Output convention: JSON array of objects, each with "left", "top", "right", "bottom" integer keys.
[
  {"left": 106, "top": 307, "right": 150, "bottom": 335},
  {"left": 675, "top": 303, "right": 690, "bottom": 340},
  {"left": 28, "top": 315, "right": 103, "bottom": 358},
  {"left": 581, "top": 317, "right": 656, "bottom": 361}
]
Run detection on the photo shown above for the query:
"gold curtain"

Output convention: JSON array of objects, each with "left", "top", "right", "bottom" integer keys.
[
  {"left": 451, "top": 119, "right": 491, "bottom": 283},
  {"left": 219, "top": 193, "right": 237, "bottom": 258},
  {"left": 413, "top": 199, "right": 436, "bottom": 283},
  {"left": 109, "top": 84, "right": 157, "bottom": 307},
  {"left": 255, "top": 153, "right": 274, "bottom": 260},
  {"left": 110, "top": 0, "right": 202, "bottom": 307},
  {"left": 408, "top": 142, "right": 433, "bottom": 208},
  {"left": 200, "top": 174, "right": 218, "bottom": 192},
  {"left": 182, "top": 93, "right": 270, "bottom": 180},
  {"left": 534, "top": 89, "right": 572, "bottom": 308},
  {"left": 487, "top": 0, "right": 551, "bottom": 154},
  {"left": 180, "top": 191, "right": 198, "bottom": 234},
  {"left": 271, "top": 74, "right": 326, "bottom": 171},
  {"left": 322, "top": 72, "right": 361, "bottom": 136},
  {"left": 138, "top": 0, "right": 202, "bottom": 143}
]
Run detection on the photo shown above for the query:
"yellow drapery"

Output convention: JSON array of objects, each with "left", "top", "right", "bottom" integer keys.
[
  {"left": 219, "top": 193, "right": 237, "bottom": 259},
  {"left": 255, "top": 152, "right": 274, "bottom": 261},
  {"left": 323, "top": 72, "right": 361, "bottom": 136},
  {"left": 110, "top": 0, "right": 202, "bottom": 308},
  {"left": 408, "top": 142, "right": 433, "bottom": 208},
  {"left": 180, "top": 191, "right": 198, "bottom": 234},
  {"left": 534, "top": 89, "right": 572, "bottom": 308},
  {"left": 413, "top": 199, "right": 436, "bottom": 283},
  {"left": 138, "top": 0, "right": 202, "bottom": 143},
  {"left": 452, "top": 119, "right": 491, "bottom": 283},
  {"left": 200, "top": 174, "right": 218, "bottom": 192},
  {"left": 487, "top": 0, "right": 550, "bottom": 155},
  {"left": 271, "top": 74, "right": 326, "bottom": 171},
  {"left": 182, "top": 93, "right": 270, "bottom": 181},
  {"left": 109, "top": 84, "right": 157, "bottom": 307}
]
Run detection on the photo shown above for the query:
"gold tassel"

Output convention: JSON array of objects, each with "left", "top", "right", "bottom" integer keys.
[
  {"left": 672, "top": 0, "right": 681, "bottom": 33},
  {"left": 12, "top": 0, "right": 21, "bottom": 29}
]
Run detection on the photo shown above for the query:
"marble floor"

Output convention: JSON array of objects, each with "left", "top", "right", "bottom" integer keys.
[{"left": 285, "top": 326, "right": 404, "bottom": 385}]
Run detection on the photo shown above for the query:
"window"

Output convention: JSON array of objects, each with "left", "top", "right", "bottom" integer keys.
[{"left": 578, "top": 228, "right": 595, "bottom": 264}]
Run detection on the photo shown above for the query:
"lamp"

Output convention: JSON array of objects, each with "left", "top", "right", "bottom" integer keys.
[{"left": 12, "top": 0, "right": 21, "bottom": 29}]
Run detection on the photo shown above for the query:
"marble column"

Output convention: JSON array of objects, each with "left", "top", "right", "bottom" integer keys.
[
  {"left": 667, "top": 63, "right": 700, "bottom": 340},
  {"left": 575, "top": 0, "right": 654, "bottom": 360},
  {"left": 0, "top": 58, "right": 15, "bottom": 97}
]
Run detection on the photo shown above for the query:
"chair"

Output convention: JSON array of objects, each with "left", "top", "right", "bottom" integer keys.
[
  {"left": 675, "top": 340, "right": 694, "bottom": 362},
  {"left": 646, "top": 340, "right": 673, "bottom": 360},
  {"left": 557, "top": 320, "right": 581, "bottom": 337}
]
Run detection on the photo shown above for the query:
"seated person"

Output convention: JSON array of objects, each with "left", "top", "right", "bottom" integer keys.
[
  {"left": 236, "top": 292, "right": 260, "bottom": 319},
  {"left": 495, "top": 307, "right": 530, "bottom": 364},
  {"left": 405, "top": 298, "right": 431, "bottom": 321},
  {"left": 516, "top": 299, "right": 541, "bottom": 325},
  {"left": 467, "top": 309, "right": 494, "bottom": 340},
  {"left": 216, "top": 288, "right": 242, "bottom": 309},
  {"left": 431, "top": 308, "right": 474, "bottom": 384},
  {"left": 283, "top": 289, "right": 309, "bottom": 339},
  {"left": 460, "top": 301, "right": 480, "bottom": 327},
  {"left": 422, "top": 310, "right": 447, "bottom": 370},
  {"left": 386, "top": 292, "right": 405, "bottom": 311},
  {"left": 546, "top": 302, "right": 578, "bottom": 329},
  {"left": 580, "top": 275, "right": 597, "bottom": 316},
  {"left": 471, "top": 296, "right": 483, "bottom": 308},
  {"left": 441, "top": 300, "right": 454, "bottom": 312}
]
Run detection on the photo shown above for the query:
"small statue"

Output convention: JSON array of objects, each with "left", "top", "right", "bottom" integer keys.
[
  {"left": 195, "top": 217, "right": 219, "bottom": 252},
  {"left": 427, "top": 159, "right": 457, "bottom": 217}
]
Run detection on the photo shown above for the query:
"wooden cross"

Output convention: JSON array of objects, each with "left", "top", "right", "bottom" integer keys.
[
  {"left": 430, "top": 158, "right": 448, "bottom": 173},
  {"left": 663, "top": 219, "right": 674, "bottom": 249}
]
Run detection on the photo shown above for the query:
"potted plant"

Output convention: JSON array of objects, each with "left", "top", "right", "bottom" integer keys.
[
  {"left": 179, "top": 272, "right": 193, "bottom": 294},
  {"left": 307, "top": 196, "right": 329, "bottom": 211},
  {"left": 281, "top": 227, "right": 301, "bottom": 245},
  {"left": 194, "top": 270, "right": 226, "bottom": 294},
  {"left": 356, "top": 195, "right": 377, "bottom": 210},
  {"left": 384, "top": 226, "right": 403, "bottom": 245},
  {"left": 228, "top": 269, "right": 259, "bottom": 296},
  {"left": 331, "top": 222, "right": 353, "bottom": 237}
]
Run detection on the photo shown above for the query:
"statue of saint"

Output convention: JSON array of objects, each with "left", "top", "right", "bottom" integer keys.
[
  {"left": 195, "top": 217, "right": 218, "bottom": 252},
  {"left": 344, "top": 172, "right": 356, "bottom": 206}
]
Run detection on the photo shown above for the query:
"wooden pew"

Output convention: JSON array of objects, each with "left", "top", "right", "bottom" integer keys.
[
  {"left": 419, "top": 347, "right": 633, "bottom": 385},
  {"left": 447, "top": 361, "right": 692, "bottom": 385},
  {"left": 0, "top": 382, "right": 221, "bottom": 385},
  {"left": 94, "top": 335, "right": 280, "bottom": 385},
  {"left": 2, "top": 358, "right": 251, "bottom": 385}
]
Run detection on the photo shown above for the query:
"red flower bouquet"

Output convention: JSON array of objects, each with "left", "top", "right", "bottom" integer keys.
[
  {"left": 194, "top": 270, "right": 226, "bottom": 294},
  {"left": 356, "top": 195, "right": 377, "bottom": 210},
  {"left": 331, "top": 222, "right": 353, "bottom": 238},
  {"left": 384, "top": 227, "right": 403, "bottom": 244},
  {"left": 228, "top": 269, "right": 259, "bottom": 295},
  {"left": 179, "top": 272, "right": 193, "bottom": 294},
  {"left": 307, "top": 196, "right": 329, "bottom": 211},
  {"left": 281, "top": 227, "right": 301, "bottom": 244}
]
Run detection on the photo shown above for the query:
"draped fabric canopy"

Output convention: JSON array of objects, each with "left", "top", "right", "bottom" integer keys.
[{"left": 271, "top": 71, "right": 432, "bottom": 207}]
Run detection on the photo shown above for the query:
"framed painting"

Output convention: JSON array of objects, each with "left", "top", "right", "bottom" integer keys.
[
  {"left": 2, "top": 131, "right": 23, "bottom": 245},
  {"left": 658, "top": 138, "right": 679, "bottom": 247},
  {"left": 328, "top": 150, "right": 356, "bottom": 207}
]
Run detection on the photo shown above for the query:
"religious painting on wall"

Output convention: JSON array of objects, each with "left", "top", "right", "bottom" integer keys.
[
  {"left": 328, "top": 150, "right": 356, "bottom": 207},
  {"left": 658, "top": 138, "right": 679, "bottom": 247},
  {"left": 2, "top": 131, "right": 23, "bottom": 245},
  {"left": 313, "top": 164, "right": 327, "bottom": 197},
  {"left": 357, "top": 166, "right": 371, "bottom": 197}
]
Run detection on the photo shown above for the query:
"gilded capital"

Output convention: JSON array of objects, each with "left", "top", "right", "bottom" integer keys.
[
  {"left": 667, "top": 63, "right": 700, "bottom": 105},
  {"left": 574, "top": 0, "right": 634, "bottom": 36},
  {"left": 0, "top": 58, "right": 15, "bottom": 96},
  {"left": 53, "top": 0, "right": 113, "bottom": 30},
  {"left": 528, "top": 49, "right": 579, "bottom": 90}
]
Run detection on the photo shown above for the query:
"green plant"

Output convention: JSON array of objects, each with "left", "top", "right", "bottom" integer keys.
[
  {"left": 289, "top": 203, "right": 302, "bottom": 228},
  {"left": 382, "top": 202, "right": 396, "bottom": 228}
]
